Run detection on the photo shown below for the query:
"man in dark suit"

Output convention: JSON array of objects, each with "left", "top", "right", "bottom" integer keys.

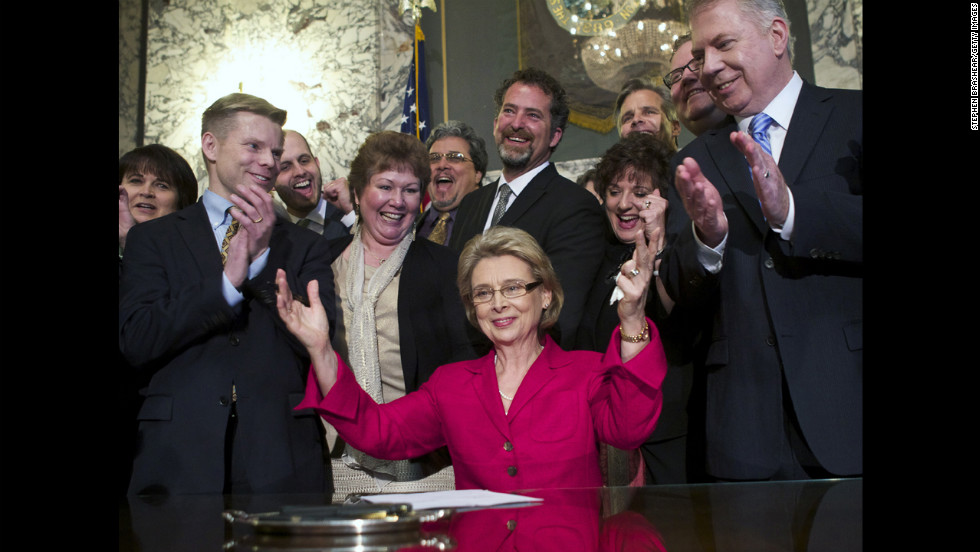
[
  {"left": 661, "top": 0, "right": 862, "bottom": 481},
  {"left": 119, "top": 93, "right": 336, "bottom": 495},
  {"left": 274, "top": 129, "right": 351, "bottom": 240},
  {"left": 448, "top": 68, "right": 605, "bottom": 348},
  {"left": 417, "top": 120, "right": 487, "bottom": 246}
]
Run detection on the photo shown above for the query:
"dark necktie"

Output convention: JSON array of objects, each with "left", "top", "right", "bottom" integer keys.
[
  {"left": 490, "top": 184, "right": 512, "bottom": 227},
  {"left": 427, "top": 211, "right": 451, "bottom": 245},
  {"left": 220, "top": 209, "right": 240, "bottom": 265}
]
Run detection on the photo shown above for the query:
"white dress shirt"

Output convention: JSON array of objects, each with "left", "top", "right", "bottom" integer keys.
[{"left": 481, "top": 161, "right": 551, "bottom": 232}]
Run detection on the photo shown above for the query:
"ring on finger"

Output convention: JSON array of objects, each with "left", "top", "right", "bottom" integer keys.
[
  {"left": 252, "top": 216, "right": 263, "bottom": 223},
  {"left": 644, "top": 200, "right": 651, "bottom": 209},
  {"left": 629, "top": 268, "right": 640, "bottom": 277},
  {"left": 763, "top": 170, "right": 770, "bottom": 179}
]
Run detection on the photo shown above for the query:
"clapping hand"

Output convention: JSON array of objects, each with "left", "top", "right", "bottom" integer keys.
[
  {"left": 275, "top": 269, "right": 338, "bottom": 394},
  {"left": 674, "top": 157, "right": 727, "bottom": 248},
  {"left": 730, "top": 131, "right": 789, "bottom": 227},
  {"left": 224, "top": 183, "right": 277, "bottom": 287}
]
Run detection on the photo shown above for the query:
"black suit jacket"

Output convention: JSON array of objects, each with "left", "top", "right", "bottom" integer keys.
[
  {"left": 448, "top": 163, "right": 606, "bottom": 349},
  {"left": 119, "top": 201, "right": 337, "bottom": 495},
  {"left": 317, "top": 201, "right": 351, "bottom": 241},
  {"left": 326, "top": 234, "right": 483, "bottom": 393},
  {"left": 576, "top": 238, "right": 699, "bottom": 443},
  {"left": 661, "top": 81, "right": 863, "bottom": 479}
]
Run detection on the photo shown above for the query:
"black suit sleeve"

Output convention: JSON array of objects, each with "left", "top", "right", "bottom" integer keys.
[{"left": 119, "top": 221, "right": 235, "bottom": 368}]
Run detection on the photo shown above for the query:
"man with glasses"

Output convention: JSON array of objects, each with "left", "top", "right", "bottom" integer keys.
[
  {"left": 448, "top": 68, "right": 605, "bottom": 349},
  {"left": 663, "top": 33, "right": 734, "bottom": 138},
  {"left": 417, "top": 120, "right": 488, "bottom": 246},
  {"left": 661, "top": 0, "right": 863, "bottom": 482}
]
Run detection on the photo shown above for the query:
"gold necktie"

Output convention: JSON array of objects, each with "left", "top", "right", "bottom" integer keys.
[
  {"left": 220, "top": 210, "right": 240, "bottom": 265},
  {"left": 427, "top": 211, "right": 451, "bottom": 245}
]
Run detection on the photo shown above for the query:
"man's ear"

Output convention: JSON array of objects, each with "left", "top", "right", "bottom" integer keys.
[
  {"left": 769, "top": 17, "right": 790, "bottom": 58},
  {"left": 549, "top": 126, "right": 563, "bottom": 149},
  {"left": 202, "top": 132, "right": 219, "bottom": 164}
]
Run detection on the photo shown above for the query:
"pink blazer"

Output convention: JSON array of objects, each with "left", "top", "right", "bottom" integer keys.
[{"left": 296, "top": 319, "right": 668, "bottom": 491}]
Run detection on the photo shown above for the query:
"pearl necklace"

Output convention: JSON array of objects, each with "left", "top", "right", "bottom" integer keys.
[{"left": 496, "top": 345, "right": 542, "bottom": 401}]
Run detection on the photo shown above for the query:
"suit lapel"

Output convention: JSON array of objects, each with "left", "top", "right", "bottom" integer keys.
[
  {"left": 703, "top": 127, "right": 770, "bottom": 237},
  {"left": 177, "top": 202, "right": 224, "bottom": 275},
  {"left": 398, "top": 243, "right": 420, "bottom": 390},
  {"left": 498, "top": 165, "right": 552, "bottom": 226},
  {"left": 778, "top": 82, "right": 831, "bottom": 187},
  {"left": 503, "top": 337, "right": 568, "bottom": 420},
  {"left": 475, "top": 180, "right": 499, "bottom": 227},
  {"left": 470, "top": 354, "right": 512, "bottom": 438}
]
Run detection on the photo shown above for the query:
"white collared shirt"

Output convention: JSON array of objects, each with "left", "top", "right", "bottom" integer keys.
[
  {"left": 481, "top": 161, "right": 551, "bottom": 232},
  {"left": 696, "top": 73, "right": 803, "bottom": 271},
  {"left": 735, "top": 71, "right": 804, "bottom": 164}
]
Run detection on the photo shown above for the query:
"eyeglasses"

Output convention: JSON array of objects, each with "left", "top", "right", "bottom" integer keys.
[
  {"left": 663, "top": 57, "right": 703, "bottom": 88},
  {"left": 469, "top": 281, "right": 543, "bottom": 304},
  {"left": 429, "top": 151, "right": 473, "bottom": 164}
]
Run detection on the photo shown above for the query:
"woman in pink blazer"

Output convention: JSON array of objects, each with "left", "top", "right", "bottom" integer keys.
[{"left": 276, "top": 226, "right": 667, "bottom": 491}]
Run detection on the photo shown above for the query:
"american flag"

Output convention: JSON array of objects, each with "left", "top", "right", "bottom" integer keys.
[{"left": 400, "top": 24, "right": 431, "bottom": 143}]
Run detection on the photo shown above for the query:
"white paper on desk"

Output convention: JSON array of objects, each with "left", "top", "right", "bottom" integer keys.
[{"left": 359, "top": 489, "right": 543, "bottom": 510}]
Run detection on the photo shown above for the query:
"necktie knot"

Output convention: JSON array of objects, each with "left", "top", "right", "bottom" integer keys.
[
  {"left": 426, "top": 211, "right": 451, "bottom": 244},
  {"left": 750, "top": 113, "right": 774, "bottom": 156},
  {"left": 490, "top": 184, "right": 513, "bottom": 227}
]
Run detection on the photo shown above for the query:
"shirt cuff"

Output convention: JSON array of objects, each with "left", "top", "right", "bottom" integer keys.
[
  {"left": 222, "top": 247, "right": 271, "bottom": 307},
  {"left": 771, "top": 188, "right": 795, "bottom": 240},
  {"left": 341, "top": 210, "right": 356, "bottom": 228},
  {"left": 694, "top": 221, "right": 726, "bottom": 274}
]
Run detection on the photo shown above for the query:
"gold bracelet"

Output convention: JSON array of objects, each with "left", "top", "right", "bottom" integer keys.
[{"left": 620, "top": 323, "right": 650, "bottom": 343}]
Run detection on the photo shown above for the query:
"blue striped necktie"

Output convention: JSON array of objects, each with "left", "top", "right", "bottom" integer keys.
[{"left": 750, "top": 112, "right": 774, "bottom": 156}]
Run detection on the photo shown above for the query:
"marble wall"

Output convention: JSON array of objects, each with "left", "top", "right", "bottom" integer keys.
[
  {"left": 119, "top": 0, "right": 863, "bottom": 187},
  {"left": 119, "top": 0, "right": 417, "bottom": 196},
  {"left": 808, "top": 0, "right": 862, "bottom": 90}
]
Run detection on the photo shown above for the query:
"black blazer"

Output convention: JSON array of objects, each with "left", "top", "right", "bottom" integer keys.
[
  {"left": 447, "top": 163, "right": 606, "bottom": 349},
  {"left": 326, "top": 233, "right": 483, "bottom": 393},
  {"left": 317, "top": 201, "right": 351, "bottom": 241},
  {"left": 575, "top": 238, "right": 700, "bottom": 446},
  {"left": 661, "top": 81, "right": 863, "bottom": 479},
  {"left": 119, "top": 201, "right": 337, "bottom": 495}
]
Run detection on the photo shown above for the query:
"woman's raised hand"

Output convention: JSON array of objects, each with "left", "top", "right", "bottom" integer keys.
[{"left": 275, "top": 269, "right": 339, "bottom": 394}]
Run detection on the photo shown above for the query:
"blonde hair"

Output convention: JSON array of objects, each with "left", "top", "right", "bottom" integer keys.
[{"left": 457, "top": 226, "right": 564, "bottom": 337}]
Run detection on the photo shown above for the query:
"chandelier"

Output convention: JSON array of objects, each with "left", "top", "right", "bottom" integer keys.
[
  {"left": 546, "top": 0, "right": 687, "bottom": 93},
  {"left": 580, "top": 17, "right": 688, "bottom": 92}
]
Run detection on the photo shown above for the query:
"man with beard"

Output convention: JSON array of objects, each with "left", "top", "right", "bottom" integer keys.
[
  {"left": 273, "top": 130, "right": 351, "bottom": 240},
  {"left": 417, "top": 120, "right": 487, "bottom": 246},
  {"left": 447, "top": 68, "right": 605, "bottom": 349}
]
